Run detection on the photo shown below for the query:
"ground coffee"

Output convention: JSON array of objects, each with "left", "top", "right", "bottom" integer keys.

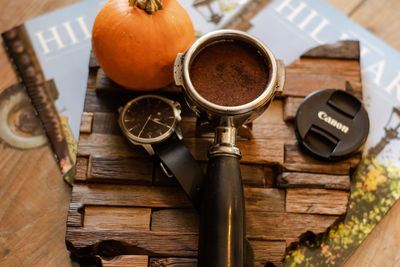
[{"left": 189, "top": 40, "right": 269, "bottom": 107}]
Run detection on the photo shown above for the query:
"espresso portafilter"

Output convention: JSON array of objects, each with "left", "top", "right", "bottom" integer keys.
[{"left": 174, "top": 30, "right": 285, "bottom": 267}]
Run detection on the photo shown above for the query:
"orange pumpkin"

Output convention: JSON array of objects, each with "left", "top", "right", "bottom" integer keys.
[{"left": 92, "top": 0, "right": 195, "bottom": 90}]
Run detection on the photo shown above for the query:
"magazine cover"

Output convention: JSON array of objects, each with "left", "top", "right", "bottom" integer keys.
[{"left": 1, "top": 0, "right": 106, "bottom": 182}]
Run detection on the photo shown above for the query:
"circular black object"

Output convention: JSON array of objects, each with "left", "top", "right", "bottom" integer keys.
[{"left": 295, "top": 89, "right": 369, "bottom": 161}]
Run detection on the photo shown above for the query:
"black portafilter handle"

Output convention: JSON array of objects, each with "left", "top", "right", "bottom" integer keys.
[{"left": 198, "top": 127, "right": 245, "bottom": 267}]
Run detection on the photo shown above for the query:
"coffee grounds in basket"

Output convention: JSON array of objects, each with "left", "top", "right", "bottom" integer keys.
[{"left": 189, "top": 40, "right": 269, "bottom": 107}]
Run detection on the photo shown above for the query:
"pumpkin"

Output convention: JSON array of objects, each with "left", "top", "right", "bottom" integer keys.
[{"left": 92, "top": 0, "right": 195, "bottom": 90}]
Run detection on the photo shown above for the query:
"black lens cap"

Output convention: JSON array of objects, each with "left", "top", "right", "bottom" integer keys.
[{"left": 295, "top": 89, "right": 369, "bottom": 161}]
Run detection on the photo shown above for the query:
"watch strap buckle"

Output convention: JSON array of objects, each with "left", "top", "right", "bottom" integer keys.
[{"left": 159, "top": 162, "right": 174, "bottom": 178}]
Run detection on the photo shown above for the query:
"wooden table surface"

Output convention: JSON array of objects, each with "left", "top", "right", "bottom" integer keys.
[{"left": 0, "top": 0, "right": 399, "bottom": 266}]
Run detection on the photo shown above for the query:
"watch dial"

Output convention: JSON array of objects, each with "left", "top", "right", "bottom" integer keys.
[{"left": 122, "top": 97, "right": 176, "bottom": 141}]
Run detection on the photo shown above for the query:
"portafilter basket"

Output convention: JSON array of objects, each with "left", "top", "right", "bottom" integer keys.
[{"left": 174, "top": 29, "right": 285, "bottom": 267}]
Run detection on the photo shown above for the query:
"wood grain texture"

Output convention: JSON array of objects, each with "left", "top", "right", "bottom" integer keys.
[
  {"left": 286, "top": 58, "right": 362, "bottom": 99},
  {"left": 284, "top": 143, "right": 360, "bottom": 175},
  {"left": 286, "top": 188, "right": 349, "bottom": 215},
  {"left": 67, "top": 202, "right": 84, "bottom": 227},
  {"left": 244, "top": 188, "right": 285, "bottom": 212},
  {"left": 88, "top": 155, "right": 153, "bottom": 184},
  {"left": 92, "top": 112, "right": 120, "bottom": 134},
  {"left": 147, "top": 241, "right": 286, "bottom": 267},
  {"left": 151, "top": 209, "right": 199, "bottom": 233},
  {"left": 283, "top": 97, "right": 304, "bottom": 121},
  {"left": 66, "top": 228, "right": 199, "bottom": 258},
  {"left": 246, "top": 212, "right": 340, "bottom": 240},
  {"left": 148, "top": 240, "right": 286, "bottom": 267},
  {"left": 249, "top": 240, "right": 286, "bottom": 266},
  {"left": 71, "top": 184, "right": 192, "bottom": 208},
  {"left": 74, "top": 156, "right": 89, "bottom": 182},
  {"left": 101, "top": 255, "right": 149, "bottom": 267},
  {"left": 349, "top": 0, "right": 400, "bottom": 51},
  {"left": 77, "top": 133, "right": 142, "bottom": 157},
  {"left": 149, "top": 257, "right": 197, "bottom": 267},
  {"left": 326, "top": 0, "right": 365, "bottom": 15},
  {"left": 277, "top": 172, "right": 350, "bottom": 190},
  {"left": 80, "top": 112, "right": 93, "bottom": 134},
  {"left": 84, "top": 207, "right": 151, "bottom": 230},
  {"left": 301, "top": 41, "right": 360, "bottom": 60},
  {"left": 283, "top": 74, "right": 347, "bottom": 97},
  {"left": 0, "top": 145, "right": 72, "bottom": 267},
  {"left": 183, "top": 138, "right": 285, "bottom": 164}
]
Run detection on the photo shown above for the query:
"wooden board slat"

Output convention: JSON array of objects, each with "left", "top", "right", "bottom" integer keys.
[
  {"left": 74, "top": 156, "right": 88, "bottom": 182},
  {"left": 278, "top": 172, "right": 350, "bottom": 190},
  {"left": 84, "top": 207, "right": 151, "bottom": 230},
  {"left": 244, "top": 188, "right": 285, "bottom": 212},
  {"left": 92, "top": 112, "right": 120, "bottom": 135},
  {"left": 151, "top": 209, "right": 199, "bottom": 233},
  {"left": 283, "top": 97, "right": 304, "bottom": 121},
  {"left": 83, "top": 88, "right": 133, "bottom": 113},
  {"left": 88, "top": 155, "right": 153, "bottom": 184},
  {"left": 300, "top": 40, "right": 360, "bottom": 60},
  {"left": 80, "top": 111, "right": 93, "bottom": 134},
  {"left": 101, "top": 255, "right": 148, "bottom": 267},
  {"left": 241, "top": 164, "right": 268, "bottom": 188},
  {"left": 67, "top": 202, "right": 83, "bottom": 227},
  {"left": 284, "top": 143, "right": 360, "bottom": 175},
  {"left": 286, "top": 188, "right": 349, "bottom": 215},
  {"left": 249, "top": 240, "right": 286, "bottom": 266},
  {"left": 149, "top": 258, "right": 197, "bottom": 267},
  {"left": 246, "top": 212, "right": 339, "bottom": 240},
  {"left": 77, "top": 133, "right": 146, "bottom": 157},
  {"left": 71, "top": 184, "right": 192, "bottom": 209},
  {"left": 66, "top": 228, "right": 198, "bottom": 257},
  {"left": 184, "top": 138, "right": 285, "bottom": 164},
  {"left": 96, "top": 68, "right": 123, "bottom": 92},
  {"left": 286, "top": 58, "right": 362, "bottom": 98},
  {"left": 252, "top": 100, "right": 286, "bottom": 125},
  {"left": 284, "top": 74, "right": 347, "bottom": 97}
]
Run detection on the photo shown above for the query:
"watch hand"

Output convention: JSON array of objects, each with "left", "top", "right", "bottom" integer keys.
[
  {"left": 138, "top": 115, "right": 151, "bottom": 137},
  {"left": 151, "top": 118, "right": 172, "bottom": 129}
]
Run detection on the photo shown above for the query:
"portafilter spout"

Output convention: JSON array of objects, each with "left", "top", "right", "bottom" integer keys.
[{"left": 174, "top": 29, "right": 285, "bottom": 267}]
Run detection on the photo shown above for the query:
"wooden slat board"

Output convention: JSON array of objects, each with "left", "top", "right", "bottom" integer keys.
[{"left": 65, "top": 41, "right": 362, "bottom": 266}]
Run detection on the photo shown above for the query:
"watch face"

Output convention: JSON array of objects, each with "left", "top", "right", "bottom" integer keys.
[{"left": 119, "top": 95, "right": 179, "bottom": 144}]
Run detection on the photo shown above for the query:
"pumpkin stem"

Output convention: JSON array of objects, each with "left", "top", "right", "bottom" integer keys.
[{"left": 129, "top": 0, "right": 163, "bottom": 14}]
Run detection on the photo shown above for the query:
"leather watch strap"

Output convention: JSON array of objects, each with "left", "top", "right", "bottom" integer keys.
[{"left": 154, "top": 135, "right": 204, "bottom": 211}]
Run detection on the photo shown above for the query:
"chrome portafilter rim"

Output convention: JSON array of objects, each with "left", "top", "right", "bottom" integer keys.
[{"left": 181, "top": 29, "right": 279, "bottom": 118}]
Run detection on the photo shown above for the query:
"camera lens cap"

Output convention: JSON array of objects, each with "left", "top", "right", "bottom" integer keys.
[{"left": 295, "top": 89, "right": 369, "bottom": 161}]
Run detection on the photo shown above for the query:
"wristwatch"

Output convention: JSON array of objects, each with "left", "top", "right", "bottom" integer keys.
[{"left": 118, "top": 94, "right": 204, "bottom": 210}]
